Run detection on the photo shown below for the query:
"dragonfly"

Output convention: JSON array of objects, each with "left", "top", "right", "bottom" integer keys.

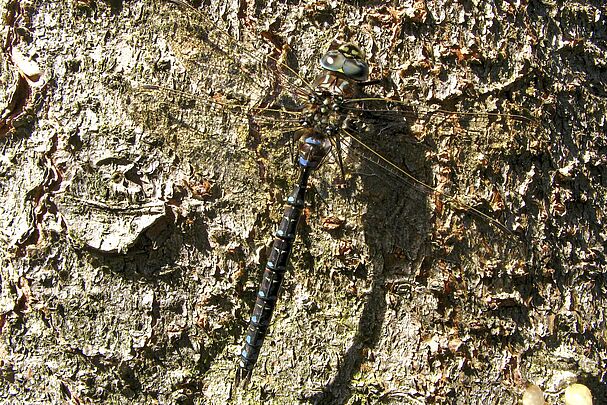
[{"left": 135, "top": 0, "right": 537, "bottom": 388}]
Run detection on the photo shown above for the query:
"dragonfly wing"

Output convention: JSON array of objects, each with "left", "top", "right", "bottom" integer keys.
[
  {"left": 159, "top": 0, "right": 313, "bottom": 108},
  {"left": 130, "top": 1, "right": 313, "bottom": 181}
]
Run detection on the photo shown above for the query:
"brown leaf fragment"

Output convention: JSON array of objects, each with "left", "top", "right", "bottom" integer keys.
[
  {"left": 302, "top": 206, "right": 312, "bottom": 222},
  {"left": 433, "top": 193, "right": 444, "bottom": 216},
  {"left": 371, "top": 1, "right": 428, "bottom": 24},
  {"left": 449, "top": 45, "right": 483, "bottom": 64},
  {"left": 338, "top": 240, "right": 353, "bottom": 256},
  {"left": 490, "top": 187, "right": 505, "bottom": 211},
  {"left": 15, "top": 276, "right": 32, "bottom": 313},
  {"left": 187, "top": 178, "right": 214, "bottom": 200},
  {"left": 320, "top": 215, "right": 344, "bottom": 231},
  {"left": 367, "top": 7, "right": 402, "bottom": 25},
  {"left": 197, "top": 313, "right": 210, "bottom": 331},
  {"left": 407, "top": 0, "right": 429, "bottom": 23},
  {"left": 551, "top": 193, "right": 567, "bottom": 217}
]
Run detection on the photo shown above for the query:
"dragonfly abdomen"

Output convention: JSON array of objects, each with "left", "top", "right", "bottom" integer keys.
[{"left": 236, "top": 181, "right": 306, "bottom": 377}]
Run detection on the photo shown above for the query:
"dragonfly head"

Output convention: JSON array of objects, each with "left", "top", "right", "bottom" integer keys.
[{"left": 319, "top": 42, "right": 369, "bottom": 82}]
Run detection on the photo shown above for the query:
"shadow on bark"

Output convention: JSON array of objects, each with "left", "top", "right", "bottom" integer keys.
[{"left": 298, "top": 104, "right": 432, "bottom": 402}]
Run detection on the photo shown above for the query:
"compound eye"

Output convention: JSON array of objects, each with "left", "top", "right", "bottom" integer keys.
[
  {"left": 342, "top": 59, "right": 369, "bottom": 81},
  {"left": 320, "top": 50, "right": 346, "bottom": 72}
]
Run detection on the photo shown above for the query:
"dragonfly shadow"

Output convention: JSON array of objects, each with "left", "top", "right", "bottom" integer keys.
[
  {"left": 306, "top": 278, "right": 388, "bottom": 404},
  {"left": 303, "top": 114, "right": 433, "bottom": 403},
  {"left": 301, "top": 100, "right": 543, "bottom": 402}
]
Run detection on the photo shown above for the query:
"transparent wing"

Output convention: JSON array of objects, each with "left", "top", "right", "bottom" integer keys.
[
  {"left": 330, "top": 95, "right": 542, "bottom": 237},
  {"left": 343, "top": 95, "right": 538, "bottom": 140},
  {"left": 134, "top": 0, "right": 542, "bottom": 238},
  {"left": 131, "top": 0, "right": 319, "bottom": 180},
  {"left": 154, "top": 0, "right": 314, "bottom": 111},
  {"left": 337, "top": 128, "right": 514, "bottom": 235},
  {"left": 131, "top": 83, "right": 305, "bottom": 186}
]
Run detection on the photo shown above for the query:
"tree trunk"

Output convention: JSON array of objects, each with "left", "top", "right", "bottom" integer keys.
[{"left": 1, "top": 0, "right": 605, "bottom": 403}]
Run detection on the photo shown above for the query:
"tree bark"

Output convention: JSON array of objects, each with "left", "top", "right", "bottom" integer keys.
[{"left": 0, "top": 0, "right": 605, "bottom": 404}]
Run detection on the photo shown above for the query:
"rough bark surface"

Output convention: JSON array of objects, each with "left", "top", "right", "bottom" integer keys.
[{"left": 0, "top": 0, "right": 605, "bottom": 404}]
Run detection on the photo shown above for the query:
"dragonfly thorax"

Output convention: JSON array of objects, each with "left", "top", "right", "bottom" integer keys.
[{"left": 299, "top": 71, "right": 362, "bottom": 136}]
